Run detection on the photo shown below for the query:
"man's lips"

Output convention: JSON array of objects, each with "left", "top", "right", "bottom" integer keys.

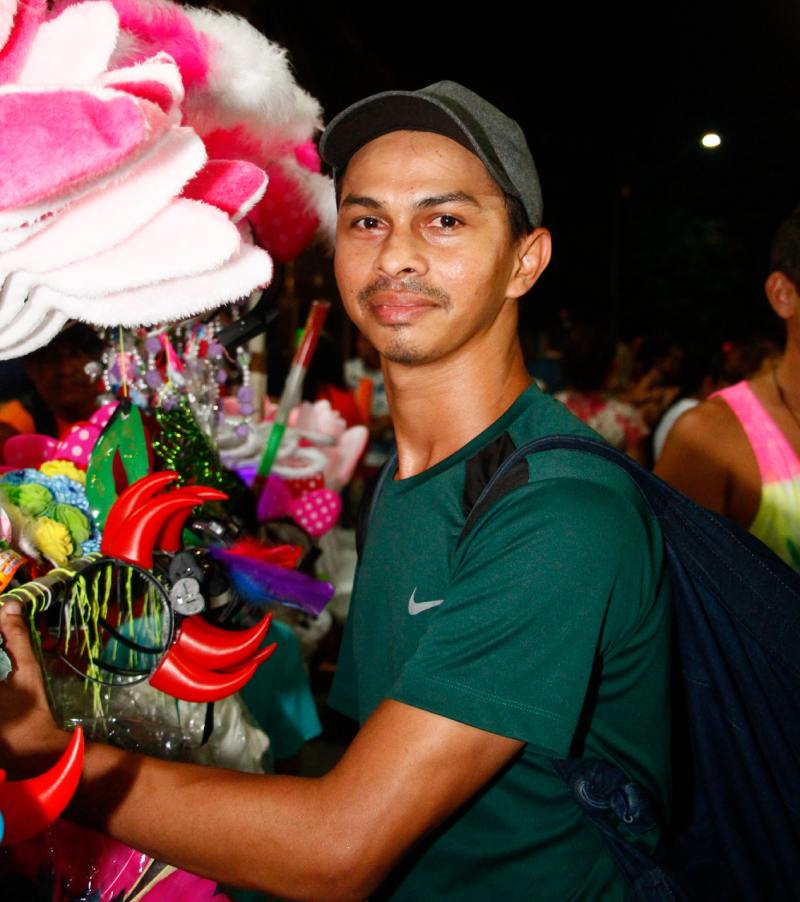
[{"left": 367, "top": 292, "right": 439, "bottom": 324}]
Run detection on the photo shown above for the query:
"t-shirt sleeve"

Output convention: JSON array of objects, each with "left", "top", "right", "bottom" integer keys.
[{"left": 388, "top": 476, "right": 659, "bottom": 757}]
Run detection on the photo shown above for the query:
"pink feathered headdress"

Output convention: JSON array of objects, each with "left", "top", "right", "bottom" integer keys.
[{"left": 0, "top": 0, "right": 333, "bottom": 358}]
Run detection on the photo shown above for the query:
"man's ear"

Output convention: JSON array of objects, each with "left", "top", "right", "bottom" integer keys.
[
  {"left": 765, "top": 271, "right": 799, "bottom": 320},
  {"left": 507, "top": 228, "right": 552, "bottom": 300}
]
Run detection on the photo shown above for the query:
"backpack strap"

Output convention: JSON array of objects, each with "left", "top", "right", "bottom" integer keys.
[
  {"left": 355, "top": 451, "right": 397, "bottom": 558},
  {"left": 457, "top": 434, "right": 685, "bottom": 900},
  {"left": 458, "top": 433, "right": 652, "bottom": 546}
]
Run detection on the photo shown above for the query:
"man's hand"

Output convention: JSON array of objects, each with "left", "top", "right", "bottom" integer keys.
[{"left": 0, "top": 602, "right": 68, "bottom": 774}]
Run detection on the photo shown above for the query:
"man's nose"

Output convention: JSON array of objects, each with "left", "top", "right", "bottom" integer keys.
[{"left": 375, "top": 227, "right": 428, "bottom": 279}]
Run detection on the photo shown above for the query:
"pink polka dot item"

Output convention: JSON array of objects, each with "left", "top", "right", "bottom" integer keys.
[
  {"left": 287, "top": 488, "right": 341, "bottom": 537},
  {"left": 89, "top": 402, "right": 119, "bottom": 431},
  {"left": 54, "top": 422, "right": 101, "bottom": 469}
]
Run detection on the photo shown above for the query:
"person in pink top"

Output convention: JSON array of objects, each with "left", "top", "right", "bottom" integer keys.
[{"left": 656, "top": 208, "right": 800, "bottom": 568}]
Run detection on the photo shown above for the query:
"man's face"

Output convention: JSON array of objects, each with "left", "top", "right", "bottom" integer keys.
[{"left": 334, "top": 130, "right": 525, "bottom": 367}]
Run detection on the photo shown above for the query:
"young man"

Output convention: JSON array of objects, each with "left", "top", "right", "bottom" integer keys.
[
  {"left": 0, "top": 82, "right": 671, "bottom": 901},
  {"left": 656, "top": 209, "right": 800, "bottom": 569}
]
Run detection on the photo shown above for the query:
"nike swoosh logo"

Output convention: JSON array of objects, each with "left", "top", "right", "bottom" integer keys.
[{"left": 408, "top": 587, "right": 444, "bottom": 615}]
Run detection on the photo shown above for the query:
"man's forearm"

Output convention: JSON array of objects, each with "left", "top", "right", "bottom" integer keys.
[{"left": 69, "top": 739, "right": 356, "bottom": 901}]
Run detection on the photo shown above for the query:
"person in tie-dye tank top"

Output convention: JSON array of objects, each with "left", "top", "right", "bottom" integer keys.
[{"left": 657, "top": 207, "right": 800, "bottom": 570}]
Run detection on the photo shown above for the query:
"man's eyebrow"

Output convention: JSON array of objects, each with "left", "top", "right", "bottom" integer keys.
[
  {"left": 415, "top": 191, "right": 480, "bottom": 209},
  {"left": 339, "top": 191, "right": 482, "bottom": 210},
  {"left": 340, "top": 194, "right": 383, "bottom": 209}
]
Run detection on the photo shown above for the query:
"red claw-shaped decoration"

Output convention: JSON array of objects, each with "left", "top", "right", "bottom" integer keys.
[
  {"left": 101, "top": 473, "right": 228, "bottom": 566},
  {"left": 221, "top": 641, "right": 277, "bottom": 672},
  {"left": 0, "top": 727, "right": 84, "bottom": 846},
  {"left": 175, "top": 612, "right": 274, "bottom": 670},
  {"left": 156, "top": 486, "right": 228, "bottom": 552},
  {"left": 103, "top": 471, "right": 179, "bottom": 540},
  {"left": 103, "top": 489, "right": 228, "bottom": 568},
  {"left": 149, "top": 645, "right": 262, "bottom": 702}
]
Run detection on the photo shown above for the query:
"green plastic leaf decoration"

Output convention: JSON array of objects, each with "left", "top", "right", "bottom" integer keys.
[{"left": 86, "top": 402, "right": 150, "bottom": 531}]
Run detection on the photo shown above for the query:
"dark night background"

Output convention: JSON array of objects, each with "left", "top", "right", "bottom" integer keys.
[{"left": 203, "top": 0, "right": 800, "bottom": 345}]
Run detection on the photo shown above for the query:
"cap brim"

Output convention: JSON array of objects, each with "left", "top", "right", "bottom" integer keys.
[{"left": 319, "top": 90, "right": 516, "bottom": 198}]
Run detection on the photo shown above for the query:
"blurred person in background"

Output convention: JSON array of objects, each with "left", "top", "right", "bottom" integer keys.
[
  {"left": 656, "top": 207, "right": 800, "bottom": 569},
  {"left": 0, "top": 324, "right": 103, "bottom": 456},
  {"left": 556, "top": 323, "right": 649, "bottom": 463},
  {"left": 652, "top": 339, "right": 730, "bottom": 461}
]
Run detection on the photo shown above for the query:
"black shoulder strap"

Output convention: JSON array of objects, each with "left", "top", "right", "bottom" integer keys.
[
  {"left": 356, "top": 437, "right": 647, "bottom": 556},
  {"left": 355, "top": 451, "right": 397, "bottom": 558},
  {"left": 458, "top": 434, "right": 645, "bottom": 545}
]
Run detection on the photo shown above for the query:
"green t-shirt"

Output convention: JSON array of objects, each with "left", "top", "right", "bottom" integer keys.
[{"left": 330, "top": 384, "right": 671, "bottom": 901}]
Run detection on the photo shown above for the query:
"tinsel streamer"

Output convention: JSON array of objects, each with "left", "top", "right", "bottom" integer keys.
[{"left": 153, "top": 399, "right": 239, "bottom": 498}]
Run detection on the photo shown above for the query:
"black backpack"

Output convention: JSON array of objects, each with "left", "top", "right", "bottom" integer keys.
[{"left": 358, "top": 435, "right": 800, "bottom": 901}]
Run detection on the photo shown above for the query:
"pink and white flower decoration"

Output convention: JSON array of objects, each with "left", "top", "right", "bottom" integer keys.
[{"left": 0, "top": 0, "right": 333, "bottom": 360}]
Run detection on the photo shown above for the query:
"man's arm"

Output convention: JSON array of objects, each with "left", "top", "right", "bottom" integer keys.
[{"left": 0, "top": 603, "right": 522, "bottom": 902}]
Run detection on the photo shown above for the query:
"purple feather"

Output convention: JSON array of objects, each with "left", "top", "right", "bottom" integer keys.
[{"left": 209, "top": 547, "right": 334, "bottom": 615}]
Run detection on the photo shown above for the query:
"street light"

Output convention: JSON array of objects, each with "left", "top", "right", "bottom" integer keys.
[{"left": 701, "top": 132, "right": 722, "bottom": 149}]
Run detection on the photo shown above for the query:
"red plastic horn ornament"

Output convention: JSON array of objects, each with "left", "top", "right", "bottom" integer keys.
[
  {"left": 220, "top": 642, "right": 277, "bottom": 672},
  {"left": 174, "top": 612, "right": 274, "bottom": 670},
  {"left": 102, "top": 491, "right": 227, "bottom": 568},
  {"left": 0, "top": 727, "right": 84, "bottom": 845},
  {"left": 155, "top": 486, "right": 228, "bottom": 552},
  {"left": 149, "top": 645, "right": 264, "bottom": 702},
  {"left": 103, "top": 471, "right": 179, "bottom": 539}
]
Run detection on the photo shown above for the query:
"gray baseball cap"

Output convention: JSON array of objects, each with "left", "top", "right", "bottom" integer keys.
[{"left": 319, "top": 80, "right": 543, "bottom": 229}]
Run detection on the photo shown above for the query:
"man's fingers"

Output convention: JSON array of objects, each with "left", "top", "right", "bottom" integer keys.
[{"left": 0, "top": 602, "right": 38, "bottom": 673}]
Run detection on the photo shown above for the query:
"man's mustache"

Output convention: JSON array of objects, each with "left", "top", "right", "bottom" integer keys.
[{"left": 357, "top": 277, "right": 451, "bottom": 308}]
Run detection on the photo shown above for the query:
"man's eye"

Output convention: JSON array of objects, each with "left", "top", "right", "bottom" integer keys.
[
  {"left": 354, "top": 216, "right": 382, "bottom": 230},
  {"left": 432, "top": 214, "right": 462, "bottom": 230}
]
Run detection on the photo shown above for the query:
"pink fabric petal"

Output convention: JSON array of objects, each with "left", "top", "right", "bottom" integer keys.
[
  {"left": 16, "top": 0, "right": 118, "bottom": 86},
  {"left": 182, "top": 159, "right": 268, "bottom": 223},
  {"left": 0, "top": 90, "right": 149, "bottom": 209},
  {"left": 249, "top": 160, "right": 319, "bottom": 262},
  {"left": 0, "top": 127, "right": 206, "bottom": 270},
  {"left": 40, "top": 198, "right": 240, "bottom": 296},
  {"left": 0, "top": 0, "right": 17, "bottom": 51},
  {"left": 0, "top": 0, "right": 45, "bottom": 84},
  {"left": 0, "top": 308, "right": 67, "bottom": 359},
  {"left": 100, "top": 52, "right": 185, "bottom": 117},
  {"left": 103, "top": 0, "right": 209, "bottom": 90},
  {"left": 103, "top": 78, "right": 173, "bottom": 112},
  {"left": 48, "top": 241, "right": 272, "bottom": 326}
]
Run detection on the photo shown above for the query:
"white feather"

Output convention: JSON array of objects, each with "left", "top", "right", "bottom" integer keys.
[
  {"left": 280, "top": 157, "right": 336, "bottom": 251},
  {"left": 184, "top": 7, "right": 321, "bottom": 157}
]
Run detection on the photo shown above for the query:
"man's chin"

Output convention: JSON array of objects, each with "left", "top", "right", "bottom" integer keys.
[{"left": 381, "top": 336, "right": 431, "bottom": 366}]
